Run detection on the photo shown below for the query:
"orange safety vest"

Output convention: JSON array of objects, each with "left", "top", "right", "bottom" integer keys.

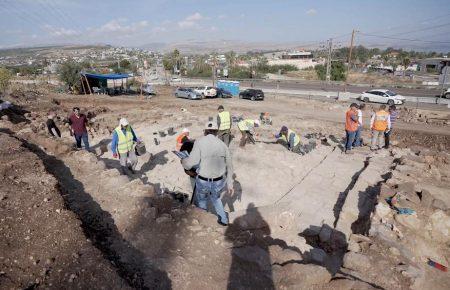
[
  {"left": 345, "top": 110, "right": 358, "bottom": 132},
  {"left": 372, "top": 110, "right": 389, "bottom": 131},
  {"left": 176, "top": 133, "right": 189, "bottom": 151}
]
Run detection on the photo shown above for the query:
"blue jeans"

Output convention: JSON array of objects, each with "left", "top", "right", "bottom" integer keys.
[
  {"left": 345, "top": 130, "right": 356, "bottom": 151},
  {"left": 194, "top": 177, "right": 228, "bottom": 224},
  {"left": 353, "top": 126, "right": 362, "bottom": 147},
  {"left": 74, "top": 132, "right": 90, "bottom": 150}
]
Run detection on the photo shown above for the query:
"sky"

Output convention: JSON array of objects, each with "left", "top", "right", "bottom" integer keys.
[{"left": 0, "top": 0, "right": 449, "bottom": 51}]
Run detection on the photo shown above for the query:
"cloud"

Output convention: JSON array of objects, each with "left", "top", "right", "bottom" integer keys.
[
  {"left": 97, "top": 19, "right": 148, "bottom": 33},
  {"left": 306, "top": 8, "right": 317, "bottom": 15},
  {"left": 43, "top": 24, "right": 79, "bottom": 37},
  {"left": 178, "top": 12, "right": 204, "bottom": 28}
]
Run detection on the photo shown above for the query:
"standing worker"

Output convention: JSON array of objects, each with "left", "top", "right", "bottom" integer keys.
[
  {"left": 370, "top": 104, "right": 391, "bottom": 151},
  {"left": 217, "top": 105, "right": 232, "bottom": 146},
  {"left": 237, "top": 118, "right": 260, "bottom": 148},
  {"left": 275, "top": 126, "right": 303, "bottom": 154},
  {"left": 182, "top": 121, "right": 234, "bottom": 226},
  {"left": 47, "top": 111, "right": 61, "bottom": 138},
  {"left": 384, "top": 105, "right": 398, "bottom": 149},
  {"left": 111, "top": 118, "right": 140, "bottom": 175},
  {"left": 353, "top": 103, "right": 366, "bottom": 147},
  {"left": 68, "top": 107, "right": 89, "bottom": 150},
  {"left": 344, "top": 103, "right": 359, "bottom": 154},
  {"left": 176, "top": 128, "right": 191, "bottom": 151}
]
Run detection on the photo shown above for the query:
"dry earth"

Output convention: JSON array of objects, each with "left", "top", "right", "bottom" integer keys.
[{"left": 0, "top": 85, "right": 449, "bottom": 289}]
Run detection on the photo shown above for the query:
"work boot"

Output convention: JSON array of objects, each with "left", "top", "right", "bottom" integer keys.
[{"left": 128, "top": 165, "right": 135, "bottom": 174}]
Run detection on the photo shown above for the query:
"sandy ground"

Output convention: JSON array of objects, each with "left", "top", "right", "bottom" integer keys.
[{"left": 1, "top": 85, "right": 449, "bottom": 289}]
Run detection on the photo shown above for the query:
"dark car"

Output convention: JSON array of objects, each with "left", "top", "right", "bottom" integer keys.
[
  {"left": 239, "top": 89, "right": 264, "bottom": 101},
  {"left": 216, "top": 88, "right": 232, "bottom": 98}
]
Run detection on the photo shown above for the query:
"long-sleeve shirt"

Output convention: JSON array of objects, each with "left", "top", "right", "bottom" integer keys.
[
  {"left": 68, "top": 113, "right": 88, "bottom": 135},
  {"left": 275, "top": 132, "right": 298, "bottom": 150},
  {"left": 389, "top": 110, "right": 399, "bottom": 127},
  {"left": 182, "top": 134, "right": 233, "bottom": 188},
  {"left": 111, "top": 127, "right": 138, "bottom": 154},
  {"left": 370, "top": 113, "right": 391, "bottom": 130}
]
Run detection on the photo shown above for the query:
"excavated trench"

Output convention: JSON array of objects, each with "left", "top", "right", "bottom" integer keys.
[{"left": 7, "top": 132, "right": 158, "bottom": 289}]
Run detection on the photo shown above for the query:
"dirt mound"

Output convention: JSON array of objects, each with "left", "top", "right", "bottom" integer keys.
[{"left": 0, "top": 130, "right": 130, "bottom": 289}]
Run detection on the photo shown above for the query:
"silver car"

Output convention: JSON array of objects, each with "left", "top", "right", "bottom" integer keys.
[{"left": 174, "top": 87, "right": 202, "bottom": 100}]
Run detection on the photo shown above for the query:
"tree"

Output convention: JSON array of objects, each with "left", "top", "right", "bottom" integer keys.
[
  {"left": 0, "top": 67, "right": 12, "bottom": 93},
  {"left": 58, "top": 61, "right": 82, "bottom": 90},
  {"left": 315, "top": 61, "right": 346, "bottom": 81}
]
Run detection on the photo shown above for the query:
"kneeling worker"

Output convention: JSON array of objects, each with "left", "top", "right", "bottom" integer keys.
[
  {"left": 182, "top": 121, "right": 234, "bottom": 226},
  {"left": 111, "top": 118, "right": 140, "bottom": 175},
  {"left": 176, "top": 128, "right": 191, "bottom": 150},
  {"left": 217, "top": 105, "right": 232, "bottom": 146},
  {"left": 276, "top": 126, "right": 303, "bottom": 154},
  {"left": 237, "top": 118, "right": 260, "bottom": 147}
]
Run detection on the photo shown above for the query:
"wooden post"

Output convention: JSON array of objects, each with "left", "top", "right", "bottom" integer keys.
[
  {"left": 84, "top": 75, "right": 92, "bottom": 95},
  {"left": 80, "top": 76, "right": 87, "bottom": 95}
]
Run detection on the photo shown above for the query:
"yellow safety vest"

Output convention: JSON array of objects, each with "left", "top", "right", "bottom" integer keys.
[
  {"left": 373, "top": 111, "right": 389, "bottom": 131},
  {"left": 238, "top": 119, "right": 254, "bottom": 131},
  {"left": 115, "top": 126, "right": 134, "bottom": 154},
  {"left": 278, "top": 129, "right": 300, "bottom": 147},
  {"left": 218, "top": 111, "right": 231, "bottom": 130}
]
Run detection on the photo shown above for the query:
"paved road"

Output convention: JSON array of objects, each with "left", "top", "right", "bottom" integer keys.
[{"left": 191, "top": 78, "right": 442, "bottom": 98}]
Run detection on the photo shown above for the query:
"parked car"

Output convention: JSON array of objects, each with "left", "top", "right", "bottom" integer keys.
[
  {"left": 142, "top": 83, "right": 155, "bottom": 95},
  {"left": 441, "top": 88, "right": 450, "bottom": 99},
  {"left": 239, "top": 89, "right": 264, "bottom": 101},
  {"left": 358, "top": 89, "right": 405, "bottom": 105},
  {"left": 194, "top": 86, "right": 217, "bottom": 98},
  {"left": 216, "top": 88, "right": 232, "bottom": 98},
  {"left": 174, "top": 87, "right": 202, "bottom": 100}
]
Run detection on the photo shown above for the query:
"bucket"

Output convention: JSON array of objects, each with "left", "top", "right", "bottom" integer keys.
[
  {"left": 158, "top": 131, "right": 166, "bottom": 137},
  {"left": 135, "top": 142, "right": 146, "bottom": 156},
  {"left": 167, "top": 127, "right": 175, "bottom": 136}
]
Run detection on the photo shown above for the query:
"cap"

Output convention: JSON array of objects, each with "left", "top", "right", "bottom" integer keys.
[
  {"left": 204, "top": 121, "right": 218, "bottom": 130},
  {"left": 218, "top": 105, "right": 224, "bottom": 110},
  {"left": 182, "top": 128, "right": 190, "bottom": 133},
  {"left": 254, "top": 119, "right": 261, "bottom": 126},
  {"left": 119, "top": 118, "right": 129, "bottom": 126},
  {"left": 280, "top": 126, "right": 288, "bottom": 132}
]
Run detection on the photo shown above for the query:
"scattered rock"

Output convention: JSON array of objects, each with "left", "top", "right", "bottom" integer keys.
[
  {"left": 273, "top": 263, "right": 331, "bottom": 288},
  {"left": 343, "top": 252, "right": 371, "bottom": 271},
  {"left": 432, "top": 199, "right": 448, "bottom": 211},
  {"left": 389, "top": 247, "right": 400, "bottom": 256},
  {"left": 348, "top": 241, "right": 361, "bottom": 253},
  {"left": 394, "top": 214, "right": 422, "bottom": 231}
]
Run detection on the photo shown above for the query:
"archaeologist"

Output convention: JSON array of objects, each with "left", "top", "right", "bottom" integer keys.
[
  {"left": 182, "top": 121, "right": 234, "bottom": 226},
  {"left": 176, "top": 128, "right": 191, "bottom": 151},
  {"left": 111, "top": 118, "right": 140, "bottom": 174},
  {"left": 344, "top": 103, "right": 359, "bottom": 154},
  {"left": 275, "top": 126, "right": 303, "bottom": 154},
  {"left": 47, "top": 111, "right": 61, "bottom": 138},
  {"left": 353, "top": 103, "right": 366, "bottom": 147},
  {"left": 370, "top": 104, "right": 391, "bottom": 151},
  {"left": 217, "top": 105, "right": 232, "bottom": 146},
  {"left": 384, "top": 105, "right": 398, "bottom": 149},
  {"left": 68, "top": 107, "right": 89, "bottom": 150},
  {"left": 237, "top": 118, "right": 260, "bottom": 147}
]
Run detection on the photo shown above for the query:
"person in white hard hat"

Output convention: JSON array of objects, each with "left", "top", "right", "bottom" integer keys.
[
  {"left": 111, "top": 118, "right": 140, "bottom": 175},
  {"left": 237, "top": 118, "right": 260, "bottom": 147},
  {"left": 182, "top": 121, "right": 234, "bottom": 226},
  {"left": 176, "top": 127, "right": 191, "bottom": 151}
]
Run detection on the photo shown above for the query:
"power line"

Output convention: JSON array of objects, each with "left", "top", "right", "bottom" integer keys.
[
  {"left": 388, "top": 22, "right": 450, "bottom": 37},
  {"left": 358, "top": 32, "right": 450, "bottom": 44}
]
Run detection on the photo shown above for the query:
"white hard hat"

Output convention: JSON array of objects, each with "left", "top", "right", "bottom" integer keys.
[
  {"left": 254, "top": 119, "right": 261, "bottom": 126},
  {"left": 119, "top": 118, "right": 129, "bottom": 126},
  {"left": 182, "top": 128, "right": 190, "bottom": 133}
]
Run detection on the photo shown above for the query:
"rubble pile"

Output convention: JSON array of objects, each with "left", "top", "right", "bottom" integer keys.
[
  {"left": 399, "top": 107, "right": 450, "bottom": 126},
  {"left": 341, "top": 147, "right": 450, "bottom": 290}
]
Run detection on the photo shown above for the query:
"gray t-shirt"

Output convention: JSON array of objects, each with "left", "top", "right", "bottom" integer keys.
[{"left": 182, "top": 134, "right": 233, "bottom": 188}]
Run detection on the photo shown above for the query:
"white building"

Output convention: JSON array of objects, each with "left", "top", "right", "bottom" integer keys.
[{"left": 268, "top": 51, "right": 320, "bottom": 69}]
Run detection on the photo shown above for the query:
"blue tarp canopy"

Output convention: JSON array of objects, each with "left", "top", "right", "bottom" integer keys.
[{"left": 82, "top": 72, "right": 130, "bottom": 80}]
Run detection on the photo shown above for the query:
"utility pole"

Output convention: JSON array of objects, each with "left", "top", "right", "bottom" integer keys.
[
  {"left": 326, "top": 38, "right": 333, "bottom": 83},
  {"left": 344, "top": 29, "right": 357, "bottom": 91}
]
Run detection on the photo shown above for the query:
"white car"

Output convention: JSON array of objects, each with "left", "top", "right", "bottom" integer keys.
[
  {"left": 194, "top": 86, "right": 217, "bottom": 98},
  {"left": 442, "top": 88, "right": 450, "bottom": 99},
  {"left": 358, "top": 89, "right": 406, "bottom": 105}
]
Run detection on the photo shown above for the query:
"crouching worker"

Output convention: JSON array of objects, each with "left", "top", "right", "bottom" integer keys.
[
  {"left": 182, "top": 121, "right": 234, "bottom": 226},
  {"left": 111, "top": 118, "right": 140, "bottom": 175},
  {"left": 237, "top": 118, "right": 260, "bottom": 147},
  {"left": 276, "top": 126, "right": 304, "bottom": 154}
]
